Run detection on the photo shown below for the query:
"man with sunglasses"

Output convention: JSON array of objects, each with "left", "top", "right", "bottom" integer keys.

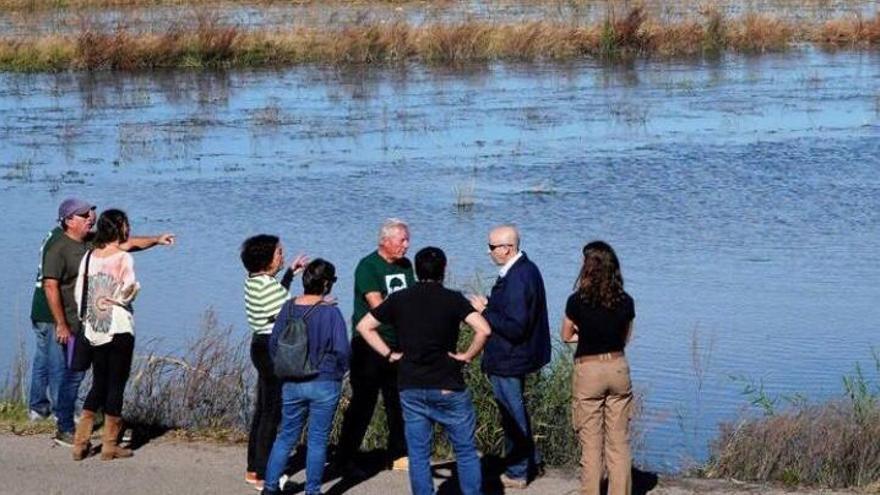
[
  {"left": 29, "top": 197, "right": 174, "bottom": 446},
  {"left": 468, "top": 224, "right": 550, "bottom": 489}
]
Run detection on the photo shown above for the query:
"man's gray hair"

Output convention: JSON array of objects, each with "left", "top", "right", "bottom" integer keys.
[{"left": 379, "top": 218, "right": 409, "bottom": 243}]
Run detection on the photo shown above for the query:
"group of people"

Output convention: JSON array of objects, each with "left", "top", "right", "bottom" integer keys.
[
  {"left": 26, "top": 198, "right": 635, "bottom": 495},
  {"left": 27, "top": 198, "right": 173, "bottom": 459},
  {"left": 240, "top": 219, "right": 637, "bottom": 495}
]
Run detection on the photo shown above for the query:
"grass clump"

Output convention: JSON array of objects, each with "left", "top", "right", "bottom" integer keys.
[{"left": 705, "top": 353, "right": 880, "bottom": 488}]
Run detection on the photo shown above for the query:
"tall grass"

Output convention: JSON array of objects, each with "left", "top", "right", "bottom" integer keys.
[
  {"left": 705, "top": 351, "right": 880, "bottom": 488},
  {"left": 2, "top": 9, "right": 880, "bottom": 71}
]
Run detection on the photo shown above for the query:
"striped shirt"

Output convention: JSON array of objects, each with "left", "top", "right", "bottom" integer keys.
[{"left": 244, "top": 274, "right": 290, "bottom": 334}]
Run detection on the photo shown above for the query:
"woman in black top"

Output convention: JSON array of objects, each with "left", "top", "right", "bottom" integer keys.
[{"left": 561, "top": 241, "right": 634, "bottom": 495}]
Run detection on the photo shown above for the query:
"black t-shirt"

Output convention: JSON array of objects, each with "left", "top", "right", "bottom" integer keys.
[
  {"left": 565, "top": 291, "right": 635, "bottom": 358},
  {"left": 370, "top": 282, "right": 475, "bottom": 390}
]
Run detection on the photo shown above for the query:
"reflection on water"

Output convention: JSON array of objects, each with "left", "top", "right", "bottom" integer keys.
[{"left": 1, "top": 49, "right": 879, "bottom": 471}]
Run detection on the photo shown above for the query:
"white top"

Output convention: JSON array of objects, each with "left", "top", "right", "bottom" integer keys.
[
  {"left": 498, "top": 251, "right": 523, "bottom": 278},
  {"left": 74, "top": 251, "right": 139, "bottom": 346}
]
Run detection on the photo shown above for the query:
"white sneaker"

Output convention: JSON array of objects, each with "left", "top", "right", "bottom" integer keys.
[{"left": 28, "top": 410, "right": 47, "bottom": 422}]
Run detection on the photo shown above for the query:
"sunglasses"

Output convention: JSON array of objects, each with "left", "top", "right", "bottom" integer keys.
[{"left": 488, "top": 243, "right": 513, "bottom": 251}]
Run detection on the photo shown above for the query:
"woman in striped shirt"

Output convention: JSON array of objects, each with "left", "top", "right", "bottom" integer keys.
[{"left": 241, "top": 234, "right": 308, "bottom": 490}]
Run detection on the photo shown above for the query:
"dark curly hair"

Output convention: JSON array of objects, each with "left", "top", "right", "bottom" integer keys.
[
  {"left": 240, "top": 234, "right": 279, "bottom": 274},
  {"left": 574, "top": 241, "right": 625, "bottom": 310},
  {"left": 92, "top": 209, "right": 130, "bottom": 248}
]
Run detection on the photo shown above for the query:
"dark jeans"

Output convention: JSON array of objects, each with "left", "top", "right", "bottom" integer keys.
[
  {"left": 488, "top": 374, "right": 541, "bottom": 481},
  {"left": 248, "top": 334, "right": 282, "bottom": 479},
  {"left": 400, "top": 389, "right": 482, "bottom": 495},
  {"left": 83, "top": 333, "right": 134, "bottom": 417},
  {"left": 337, "top": 337, "right": 406, "bottom": 462}
]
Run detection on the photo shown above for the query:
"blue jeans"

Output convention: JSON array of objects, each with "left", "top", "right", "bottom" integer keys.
[
  {"left": 400, "top": 388, "right": 482, "bottom": 495},
  {"left": 264, "top": 380, "right": 341, "bottom": 495},
  {"left": 56, "top": 335, "right": 85, "bottom": 433},
  {"left": 488, "top": 375, "right": 541, "bottom": 481},
  {"left": 28, "top": 322, "right": 65, "bottom": 418}
]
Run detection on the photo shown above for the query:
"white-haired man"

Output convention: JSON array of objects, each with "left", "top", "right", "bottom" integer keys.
[{"left": 336, "top": 219, "right": 414, "bottom": 473}]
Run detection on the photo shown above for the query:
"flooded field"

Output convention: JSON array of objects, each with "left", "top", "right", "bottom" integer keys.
[{"left": 1, "top": 48, "right": 879, "bottom": 470}]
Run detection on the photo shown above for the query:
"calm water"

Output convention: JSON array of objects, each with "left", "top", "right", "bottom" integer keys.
[{"left": 1, "top": 49, "right": 879, "bottom": 471}]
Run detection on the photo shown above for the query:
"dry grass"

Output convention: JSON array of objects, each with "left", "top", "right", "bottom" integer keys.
[
  {"left": 0, "top": 0, "right": 447, "bottom": 11},
  {"left": 706, "top": 401, "right": 880, "bottom": 487},
  {"left": 705, "top": 356, "right": 880, "bottom": 488},
  {"left": 1, "top": 8, "right": 880, "bottom": 71},
  {"left": 124, "top": 310, "right": 252, "bottom": 434}
]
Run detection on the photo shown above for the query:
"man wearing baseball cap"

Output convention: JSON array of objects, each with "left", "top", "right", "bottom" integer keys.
[{"left": 29, "top": 197, "right": 174, "bottom": 446}]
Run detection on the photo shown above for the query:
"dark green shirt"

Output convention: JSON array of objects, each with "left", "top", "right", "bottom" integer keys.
[
  {"left": 351, "top": 250, "right": 415, "bottom": 347},
  {"left": 30, "top": 227, "right": 63, "bottom": 323},
  {"left": 41, "top": 231, "right": 89, "bottom": 331}
]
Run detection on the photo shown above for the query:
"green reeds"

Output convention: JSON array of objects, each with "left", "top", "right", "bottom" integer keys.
[{"left": 2, "top": 10, "right": 880, "bottom": 71}]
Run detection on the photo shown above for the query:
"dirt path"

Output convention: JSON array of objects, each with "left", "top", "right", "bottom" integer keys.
[{"left": 0, "top": 433, "right": 855, "bottom": 495}]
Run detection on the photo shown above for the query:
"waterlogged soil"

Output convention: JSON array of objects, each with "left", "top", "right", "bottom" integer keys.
[
  {"left": 0, "top": 0, "right": 878, "bottom": 36},
  {"left": 1, "top": 50, "right": 878, "bottom": 471},
  {"left": 0, "top": 433, "right": 863, "bottom": 495}
]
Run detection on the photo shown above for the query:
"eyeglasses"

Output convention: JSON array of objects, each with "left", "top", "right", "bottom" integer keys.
[
  {"left": 73, "top": 211, "right": 91, "bottom": 219},
  {"left": 488, "top": 243, "right": 513, "bottom": 251}
]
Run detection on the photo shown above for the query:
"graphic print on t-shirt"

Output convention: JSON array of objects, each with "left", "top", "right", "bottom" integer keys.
[
  {"left": 385, "top": 273, "right": 407, "bottom": 294},
  {"left": 88, "top": 273, "right": 123, "bottom": 334}
]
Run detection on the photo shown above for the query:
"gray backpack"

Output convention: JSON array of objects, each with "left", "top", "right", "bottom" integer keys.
[{"left": 274, "top": 302, "right": 322, "bottom": 380}]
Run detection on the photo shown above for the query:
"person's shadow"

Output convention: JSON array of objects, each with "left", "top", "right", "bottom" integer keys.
[
  {"left": 277, "top": 447, "right": 388, "bottom": 494},
  {"left": 278, "top": 448, "right": 659, "bottom": 494}
]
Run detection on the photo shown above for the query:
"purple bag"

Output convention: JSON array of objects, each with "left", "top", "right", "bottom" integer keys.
[{"left": 67, "top": 250, "right": 94, "bottom": 372}]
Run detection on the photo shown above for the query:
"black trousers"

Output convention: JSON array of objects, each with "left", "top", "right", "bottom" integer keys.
[
  {"left": 337, "top": 336, "right": 406, "bottom": 462},
  {"left": 83, "top": 333, "right": 134, "bottom": 417},
  {"left": 247, "top": 334, "right": 281, "bottom": 478}
]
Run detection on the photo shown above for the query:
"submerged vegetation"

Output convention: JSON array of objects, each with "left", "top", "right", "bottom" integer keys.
[{"left": 0, "top": 7, "right": 879, "bottom": 71}]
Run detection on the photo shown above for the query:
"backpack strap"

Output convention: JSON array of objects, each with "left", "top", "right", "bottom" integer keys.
[
  {"left": 79, "top": 250, "right": 93, "bottom": 320},
  {"left": 302, "top": 300, "right": 323, "bottom": 320}
]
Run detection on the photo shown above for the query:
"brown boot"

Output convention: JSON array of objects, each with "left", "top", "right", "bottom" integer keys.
[
  {"left": 100, "top": 415, "right": 133, "bottom": 460},
  {"left": 72, "top": 409, "right": 95, "bottom": 461}
]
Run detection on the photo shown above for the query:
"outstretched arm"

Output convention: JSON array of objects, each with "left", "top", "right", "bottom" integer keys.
[{"left": 120, "top": 233, "right": 175, "bottom": 252}]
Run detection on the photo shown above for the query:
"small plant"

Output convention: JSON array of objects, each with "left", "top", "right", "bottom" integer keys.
[
  {"left": 2, "top": 159, "right": 35, "bottom": 182},
  {"left": 453, "top": 179, "right": 475, "bottom": 211}
]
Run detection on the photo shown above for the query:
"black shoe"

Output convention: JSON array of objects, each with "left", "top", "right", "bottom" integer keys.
[{"left": 53, "top": 430, "right": 74, "bottom": 447}]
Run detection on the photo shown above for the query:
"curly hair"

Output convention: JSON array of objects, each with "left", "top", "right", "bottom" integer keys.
[
  {"left": 240, "top": 234, "right": 279, "bottom": 274},
  {"left": 574, "top": 241, "right": 625, "bottom": 310}
]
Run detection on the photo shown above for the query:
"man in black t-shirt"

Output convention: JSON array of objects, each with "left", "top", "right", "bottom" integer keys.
[{"left": 356, "top": 247, "right": 491, "bottom": 495}]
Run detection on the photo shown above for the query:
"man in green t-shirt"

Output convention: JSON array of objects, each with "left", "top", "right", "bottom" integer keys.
[
  {"left": 30, "top": 197, "right": 175, "bottom": 446},
  {"left": 336, "top": 218, "right": 415, "bottom": 473}
]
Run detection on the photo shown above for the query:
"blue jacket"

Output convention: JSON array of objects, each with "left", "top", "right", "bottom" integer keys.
[
  {"left": 270, "top": 302, "right": 351, "bottom": 382},
  {"left": 481, "top": 252, "right": 551, "bottom": 376}
]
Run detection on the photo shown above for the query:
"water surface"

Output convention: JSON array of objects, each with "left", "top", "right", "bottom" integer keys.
[{"left": 1, "top": 49, "right": 878, "bottom": 470}]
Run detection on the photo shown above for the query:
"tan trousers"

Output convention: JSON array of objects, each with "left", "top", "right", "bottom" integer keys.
[{"left": 571, "top": 355, "right": 632, "bottom": 495}]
